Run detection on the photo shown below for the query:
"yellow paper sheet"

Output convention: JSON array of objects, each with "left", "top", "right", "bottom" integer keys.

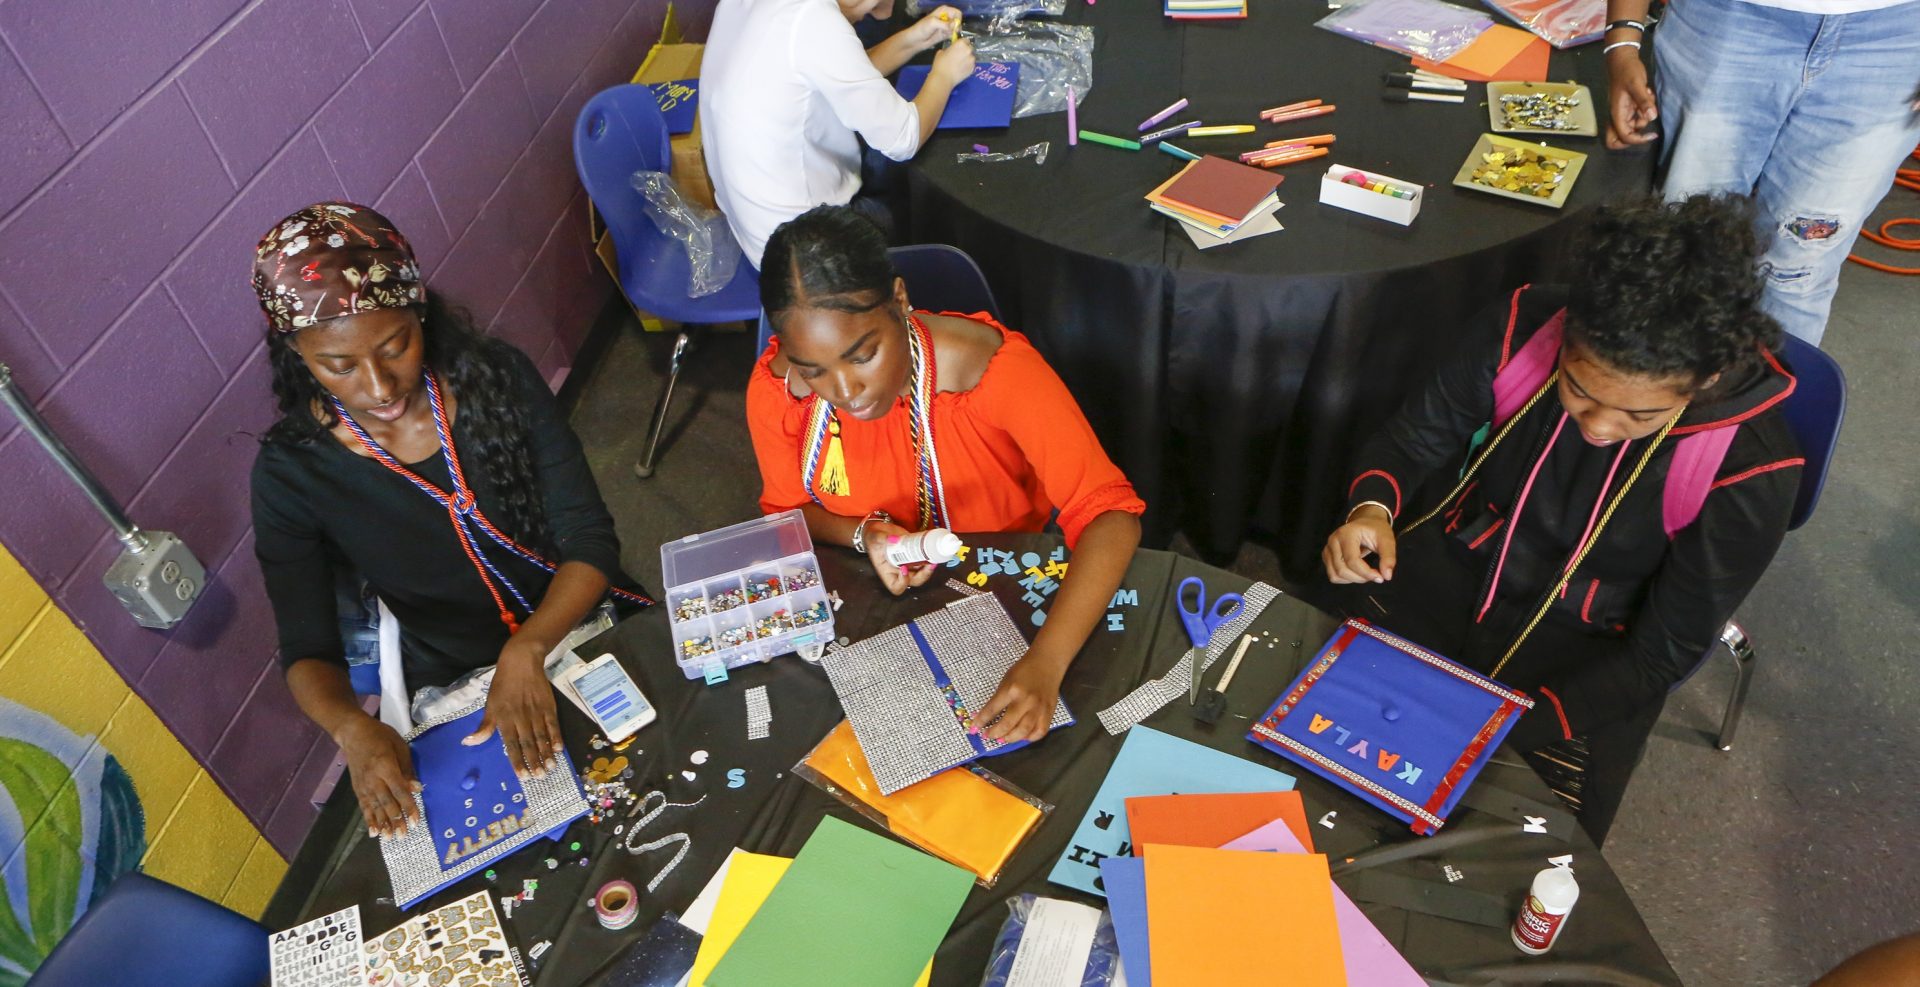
[{"left": 689, "top": 849, "right": 931, "bottom": 987}]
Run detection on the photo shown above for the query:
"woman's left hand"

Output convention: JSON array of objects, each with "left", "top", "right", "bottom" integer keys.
[
  {"left": 913, "top": 5, "right": 963, "bottom": 50},
  {"left": 464, "top": 643, "right": 563, "bottom": 779},
  {"left": 975, "top": 653, "right": 1065, "bottom": 744}
]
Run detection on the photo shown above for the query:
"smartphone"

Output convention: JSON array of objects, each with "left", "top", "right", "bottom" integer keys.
[{"left": 557, "top": 653, "right": 656, "bottom": 742}]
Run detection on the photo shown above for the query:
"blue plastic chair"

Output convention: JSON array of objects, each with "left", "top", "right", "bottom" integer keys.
[
  {"left": 1688, "top": 333, "right": 1846, "bottom": 750},
  {"left": 26, "top": 872, "right": 270, "bottom": 987},
  {"left": 754, "top": 243, "right": 1003, "bottom": 355},
  {"left": 573, "top": 84, "right": 760, "bottom": 476}
]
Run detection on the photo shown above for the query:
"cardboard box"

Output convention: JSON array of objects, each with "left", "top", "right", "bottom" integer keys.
[
  {"left": 1319, "top": 164, "right": 1423, "bottom": 226},
  {"left": 633, "top": 42, "right": 715, "bottom": 210}
]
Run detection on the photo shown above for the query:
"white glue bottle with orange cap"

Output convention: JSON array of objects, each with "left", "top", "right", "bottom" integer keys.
[
  {"left": 1512, "top": 861, "right": 1579, "bottom": 955},
  {"left": 885, "top": 529, "right": 965, "bottom": 568}
]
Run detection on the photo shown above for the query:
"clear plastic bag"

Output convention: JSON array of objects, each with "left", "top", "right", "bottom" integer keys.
[
  {"left": 1483, "top": 0, "right": 1604, "bottom": 47},
  {"left": 629, "top": 170, "right": 743, "bottom": 297},
  {"left": 794, "top": 721, "right": 1052, "bottom": 888},
  {"left": 978, "top": 894, "right": 1122, "bottom": 987},
  {"left": 904, "top": 0, "right": 1067, "bottom": 20},
  {"left": 1315, "top": 0, "right": 1493, "bottom": 62},
  {"left": 969, "top": 23, "right": 1094, "bottom": 118}
]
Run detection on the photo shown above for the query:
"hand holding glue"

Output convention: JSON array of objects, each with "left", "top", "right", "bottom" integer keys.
[{"left": 886, "top": 529, "right": 966, "bottom": 568}]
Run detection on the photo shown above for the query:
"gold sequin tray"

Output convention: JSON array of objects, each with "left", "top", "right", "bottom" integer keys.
[
  {"left": 1486, "top": 82, "right": 1599, "bottom": 137},
  {"left": 1452, "top": 134, "right": 1588, "bottom": 209}
]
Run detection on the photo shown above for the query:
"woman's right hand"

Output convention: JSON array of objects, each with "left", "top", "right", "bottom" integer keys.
[
  {"left": 336, "top": 714, "right": 421, "bottom": 838},
  {"left": 931, "top": 36, "right": 976, "bottom": 89},
  {"left": 1323, "top": 505, "right": 1398, "bottom": 584},
  {"left": 864, "top": 519, "right": 938, "bottom": 595},
  {"left": 1605, "top": 48, "right": 1659, "bottom": 150}
]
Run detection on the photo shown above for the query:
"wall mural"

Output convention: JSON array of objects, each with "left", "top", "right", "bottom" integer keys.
[{"left": 0, "top": 696, "right": 146, "bottom": 986}]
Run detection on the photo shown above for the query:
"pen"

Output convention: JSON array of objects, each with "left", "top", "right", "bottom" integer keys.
[
  {"left": 1158, "top": 142, "right": 1201, "bottom": 161},
  {"left": 1263, "top": 134, "right": 1335, "bottom": 148},
  {"left": 1078, "top": 130, "right": 1142, "bottom": 150},
  {"left": 1138, "top": 98, "right": 1191, "bottom": 132},
  {"left": 1260, "top": 98, "right": 1322, "bottom": 117},
  {"left": 1187, "top": 124, "right": 1256, "bottom": 137},
  {"left": 1383, "top": 90, "right": 1465, "bottom": 104},
  {"left": 1141, "top": 120, "right": 1201, "bottom": 143},
  {"left": 1263, "top": 104, "right": 1337, "bottom": 123},
  {"left": 1067, "top": 84, "right": 1078, "bottom": 146}
]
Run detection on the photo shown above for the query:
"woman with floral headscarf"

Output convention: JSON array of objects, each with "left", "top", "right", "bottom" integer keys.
[{"left": 249, "top": 203, "right": 645, "bottom": 839}]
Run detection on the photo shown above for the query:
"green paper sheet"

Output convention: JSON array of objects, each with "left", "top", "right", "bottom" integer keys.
[{"left": 708, "top": 816, "right": 972, "bottom": 987}]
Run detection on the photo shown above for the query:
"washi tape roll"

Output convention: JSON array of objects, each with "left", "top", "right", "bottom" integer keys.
[{"left": 595, "top": 879, "right": 638, "bottom": 930}]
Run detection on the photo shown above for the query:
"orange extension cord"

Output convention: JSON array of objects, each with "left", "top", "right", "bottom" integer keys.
[{"left": 1847, "top": 144, "right": 1920, "bottom": 276}]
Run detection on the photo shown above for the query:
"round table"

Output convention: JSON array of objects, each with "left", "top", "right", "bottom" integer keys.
[
  {"left": 277, "top": 536, "right": 1678, "bottom": 985},
  {"left": 904, "top": 8, "right": 1655, "bottom": 577}
]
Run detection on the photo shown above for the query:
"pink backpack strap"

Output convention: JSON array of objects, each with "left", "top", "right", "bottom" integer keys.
[
  {"left": 1492, "top": 308, "right": 1566, "bottom": 427},
  {"left": 1663, "top": 427, "right": 1737, "bottom": 538}
]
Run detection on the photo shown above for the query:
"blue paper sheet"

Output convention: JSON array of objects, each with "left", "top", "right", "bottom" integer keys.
[
  {"left": 1099, "top": 858, "right": 1152, "bottom": 987},
  {"left": 894, "top": 61, "right": 1020, "bottom": 129},
  {"left": 1045, "top": 726, "right": 1294, "bottom": 896},
  {"left": 648, "top": 78, "right": 699, "bottom": 135}
]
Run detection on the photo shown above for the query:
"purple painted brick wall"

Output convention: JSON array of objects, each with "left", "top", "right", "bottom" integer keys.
[{"left": 0, "top": 0, "right": 696, "bottom": 858}]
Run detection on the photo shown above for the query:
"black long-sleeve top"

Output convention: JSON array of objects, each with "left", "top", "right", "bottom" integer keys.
[
  {"left": 252, "top": 347, "right": 630, "bottom": 691},
  {"left": 1345, "top": 285, "right": 1803, "bottom": 751}
]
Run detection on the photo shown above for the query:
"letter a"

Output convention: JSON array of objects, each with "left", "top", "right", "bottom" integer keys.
[
  {"left": 1378, "top": 751, "right": 1401, "bottom": 772},
  {"left": 1309, "top": 713, "right": 1334, "bottom": 735}
]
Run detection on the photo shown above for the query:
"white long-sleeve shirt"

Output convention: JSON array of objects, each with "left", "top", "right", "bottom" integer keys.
[{"left": 701, "top": 0, "right": 923, "bottom": 266}]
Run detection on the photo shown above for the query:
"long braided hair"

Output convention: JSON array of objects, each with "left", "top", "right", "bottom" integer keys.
[{"left": 261, "top": 293, "right": 552, "bottom": 552}]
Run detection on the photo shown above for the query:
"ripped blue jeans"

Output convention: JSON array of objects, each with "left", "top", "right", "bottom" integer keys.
[{"left": 1654, "top": 0, "right": 1920, "bottom": 346}]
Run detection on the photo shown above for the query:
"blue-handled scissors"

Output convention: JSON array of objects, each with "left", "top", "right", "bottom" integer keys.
[{"left": 1178, "top": 576, "right": 1244, "bottom": 704}]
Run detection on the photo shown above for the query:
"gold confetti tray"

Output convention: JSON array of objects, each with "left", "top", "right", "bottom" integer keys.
[
  {"left": 1486, "top": 82, "right": 1599, "bottom": 137},
  {"left": 1452, "top": 133, "right": 1588, "bottom": 209}
]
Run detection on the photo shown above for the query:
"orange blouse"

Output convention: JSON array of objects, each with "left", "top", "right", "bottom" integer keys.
[{"left": 746, "top": 313, "right": 1146, "bottom": 547}]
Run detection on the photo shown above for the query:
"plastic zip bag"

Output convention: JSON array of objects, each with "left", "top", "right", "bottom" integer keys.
[
  {"left": 970, "top": 22, "right": 1094, "bottom": 118},
  {"left": 978, "top": 894, "right": 1122, "bottom": 987},
  {"left": 1482, "top": 0, "right": 1604, "bottom": 48},
  {"left": 1315, "top": 0, "right": 1493, "bottom": 62},
  {"left": 905, "top": 0, "right": 1067, "bottom": 20},
  {"left": 629, "top": 170, "right": 743, "bottom": 298}
]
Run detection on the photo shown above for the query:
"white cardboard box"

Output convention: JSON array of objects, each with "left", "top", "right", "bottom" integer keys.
[{"left": 1319, "top": 164, "right": 1422, "bottom": 225}]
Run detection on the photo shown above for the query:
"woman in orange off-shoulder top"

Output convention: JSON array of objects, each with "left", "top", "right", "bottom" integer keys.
[{"left": 746, "top": 206, "right": 1145, "bottom": 745}]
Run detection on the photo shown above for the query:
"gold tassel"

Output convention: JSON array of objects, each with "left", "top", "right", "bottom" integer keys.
[{"left": 819, "top": 418, "right": 851, "bottom": 497}]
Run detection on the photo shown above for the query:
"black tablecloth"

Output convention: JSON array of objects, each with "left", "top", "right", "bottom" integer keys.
[
  {"left": 283, "top": 536, "right": 1678, "bottom": 986},
  {"left": 904, "top": 8, "right": 1656, "bottom": 577}
]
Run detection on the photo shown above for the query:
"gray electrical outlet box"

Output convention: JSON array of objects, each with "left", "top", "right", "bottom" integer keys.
[{"left": 102, "top": 531, "right": 204, "bottom": 629}]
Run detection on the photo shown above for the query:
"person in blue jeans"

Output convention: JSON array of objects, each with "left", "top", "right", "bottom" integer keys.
[{"left": 1603, "top": 0, "right": 1920, "bottom": 346}]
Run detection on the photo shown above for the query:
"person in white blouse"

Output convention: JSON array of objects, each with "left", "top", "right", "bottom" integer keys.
[{"left": 703, "top": 0, "right": 977, "bottom": 266}]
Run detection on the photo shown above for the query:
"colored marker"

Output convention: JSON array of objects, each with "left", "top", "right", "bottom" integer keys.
[
  {"left": 1249, "top": 147, "right": 1328, "bottom": 168},
  {"left": 1260, "top": 98, "right": 1322, "bottom": 117},
  {"left": 1158, "top": 142, "right": 1201, "bottom": 161},
  {"left": 972, "top": 144, "right": 990, "bottom": 153},
  {"left": 1264, "top": 134, "right": 1335, "bottom": 148},
  {"left": 1078, "top": 130, "right": 1141, "bottom": 150},
  {"left": 1383, "top": 89, "right": 1465, "bottom": 104},
  {"left": 1264, "top": 104, "right": 1337, "bottom": 123},
  {"left": 1384, "top": 73, "right": 1468, "bottom": 92},
  {"left": 1187, "top": 124, "right": 1256, "bottom": 137},
  {"left": 1140, "top": 120, "right": 1200, "bottom": 143},
  {"left": 1138, "top": 97, "right": 1191, "bottom": 132},
  {"left": 1067, "top": 85, "right": 1078, "bottom": 146}
]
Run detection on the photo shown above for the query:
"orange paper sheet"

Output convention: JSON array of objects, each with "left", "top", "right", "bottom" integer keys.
[
  {"left": 1143, "top": 845, "right": 1348, "bottom": 987},
  {"left": 1412, "top": 25, "right": 1549, "bottom": 82},
  {"left": 1125, "top": 790, "right": 1315, "bottom": 856},
  {"left": 805, "top": 721, "right": 1041, "bottom": 880}
]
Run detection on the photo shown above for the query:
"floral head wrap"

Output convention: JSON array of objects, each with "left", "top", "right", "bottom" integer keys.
[{"left": 252, "top": 202, "right": 422, "bottom": 331}]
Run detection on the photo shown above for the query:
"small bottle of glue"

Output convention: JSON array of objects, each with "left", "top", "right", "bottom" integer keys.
[
  {"left": 1512, "top": 862, "right": 1579, "bottom": 955},
  {"left": 884, "top": 528, "right": 964, "bottom": 567}
]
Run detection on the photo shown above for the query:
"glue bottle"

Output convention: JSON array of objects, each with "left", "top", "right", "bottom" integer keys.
[
  {"left": 885, "top": 528, "right": 964, "bottom": 567},
  {"left": 1511, "top": 863, "right": 1579, "bottom": 955}
]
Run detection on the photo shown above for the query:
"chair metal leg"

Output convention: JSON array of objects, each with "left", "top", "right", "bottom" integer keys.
[
  {"left": 633, "top": 332, "right": 690, "bottom": 479},
  {"left": 1716, "top": 621, "right": 1755, "bottom": 752}
]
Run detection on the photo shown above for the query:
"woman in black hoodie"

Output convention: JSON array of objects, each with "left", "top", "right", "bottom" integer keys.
[{"left": 1319, "top": 195, "right": 1802, "bottom": 843}]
